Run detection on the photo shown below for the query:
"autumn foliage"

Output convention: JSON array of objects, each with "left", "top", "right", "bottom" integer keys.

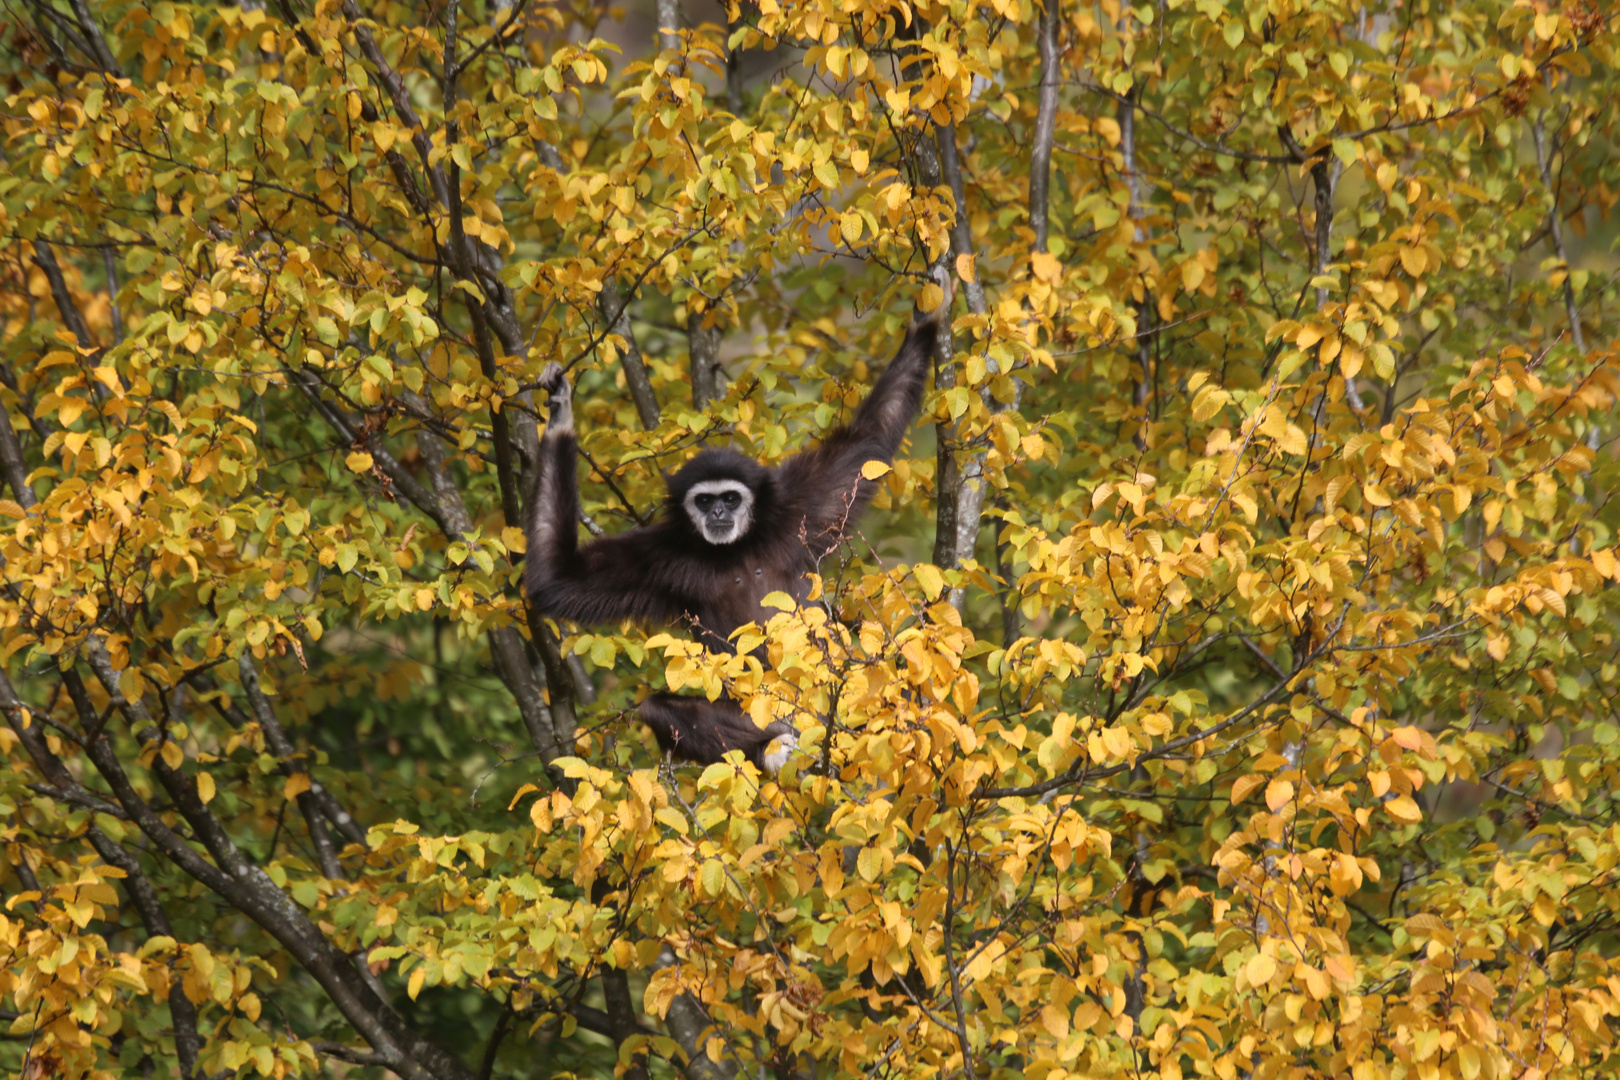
[{"left": 2, "top": 0, "right": 1620, "bottom": 1079}]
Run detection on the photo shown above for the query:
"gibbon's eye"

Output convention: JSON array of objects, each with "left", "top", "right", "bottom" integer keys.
[
  {"left": 694, "top": 494, "right": 715, "bottom": 511},
  {"left": 721, "top": 492, "right": 742, "bottom": 508}
]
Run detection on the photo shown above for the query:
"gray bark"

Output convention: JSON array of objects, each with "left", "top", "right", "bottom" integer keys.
[{"left": 689, "top": 317, "right": 726, "bottom": 409}]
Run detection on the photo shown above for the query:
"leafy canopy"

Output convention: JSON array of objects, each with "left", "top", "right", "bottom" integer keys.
[{"left": 2, "top": 0, "right": 1619, "bottom": 1079}]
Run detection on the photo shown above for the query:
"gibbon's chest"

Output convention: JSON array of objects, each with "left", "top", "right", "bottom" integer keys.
[{"left": 685, "top": 558, "right": 808, "bottom": 650}]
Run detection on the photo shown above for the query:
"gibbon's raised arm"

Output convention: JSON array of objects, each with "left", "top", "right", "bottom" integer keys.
[
  {"left": 778, "top": 268, "right": 952, "bottom": 552},
  {"left": 524, "top": 364, "right": 680, "bottom": 626}
]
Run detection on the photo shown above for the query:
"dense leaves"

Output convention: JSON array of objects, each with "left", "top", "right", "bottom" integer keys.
[{"left": 2, "top": 0, "right": 1618, "bottom": 1079}]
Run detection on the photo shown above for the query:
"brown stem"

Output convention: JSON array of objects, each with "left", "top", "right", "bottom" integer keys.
[
  {"left": 67, "top": 0, "right": 122, "bottom": 74},
  {"left": 72, "top": 648, "right": 473, "bottom": 1080},
  {"left": 102, "top": 246, "right": 123, "bottom": 344},
  {"left": 0, "top": 403, "right": 38, "bottom": 509},
  {"left": 598, "top": 279, "right": 662, "bottom": 430},
  {"left": 1532, "top": 99, "right": 1586, "bottom": 356},
  {"left": 192, "top": 670, "right": 369, "bottom": 849},
  {"left": 653, "top": 946, "right": 740, "bottom": 1080},
  {"left": 31, "top": 240, "right": 97, "bottom": 351},
  {"left": 237, "top": 651, "right": 344, "bottom": 880},
  {"left": 340, "top": 0, "right": 451, "bottom": 208},
  {"left": 992, "top": 496, "right": 1019, "bottom": 645},
  {"left": 412, "top": 419, "right": 569, "bottom": 766},
  {"left": 0, "top": 670, "right": 200, "bottom": 1078},
  {"left": 942, "top": 841, "right": 976, "bottom": 1078},
  {"left": 602, "top": 968, "right": 651, "bottom": 1080},
  {"left": 912, "top": 134, "right": 966, "bottom": 573}
]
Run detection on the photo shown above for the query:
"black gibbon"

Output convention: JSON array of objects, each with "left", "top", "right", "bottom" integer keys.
[{"left": 525, "top": 269, "right": 952, "bottom": 771}]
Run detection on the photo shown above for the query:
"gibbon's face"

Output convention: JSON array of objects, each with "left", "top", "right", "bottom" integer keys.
[{"left": 683, "top": 478, "right": 755, "bottom": 546}]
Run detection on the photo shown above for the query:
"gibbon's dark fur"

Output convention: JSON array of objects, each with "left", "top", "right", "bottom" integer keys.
[{"left": 526, "top": 273, "right": 950, "bottom": 769}]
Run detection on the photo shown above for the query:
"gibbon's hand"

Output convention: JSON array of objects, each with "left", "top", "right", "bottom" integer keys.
[
  {"left": 912, "top": 262, "right": 955, "bottom": 329},
  {"left": 538, "top": 362, "right": 574, "bottom": 435}
]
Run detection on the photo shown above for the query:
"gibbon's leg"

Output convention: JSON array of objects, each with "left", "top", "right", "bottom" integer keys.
[{"left": 638, "top": 694, "right": 798, "bottom": 774}]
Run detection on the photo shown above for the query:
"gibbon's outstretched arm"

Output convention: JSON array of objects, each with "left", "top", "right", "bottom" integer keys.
[
  {"left": 778, "top": 265, "right": 953, "bottom": 552},
  {"left": 525, "top": 363, "right": 680, "bottom": 626}
]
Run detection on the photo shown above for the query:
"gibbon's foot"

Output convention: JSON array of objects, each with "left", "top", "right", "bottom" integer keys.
[
  {"left": 638, "top": 693, "right": 798, "bottom": 775},
  {"left": 761, "top": 731, "right": 799, "bottom": 777}
]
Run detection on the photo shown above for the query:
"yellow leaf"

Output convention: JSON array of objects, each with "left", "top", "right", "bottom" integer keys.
[
  {"left": 407, "top": 965, "right": 425, "bottom": 1000},
  {"left": 1190, "top": 385, "right": 1229, "bottom": 422},
  {"left": 840, "top": 210, "right": 863, "bottom": 243},
  {"left": 701, "top": 858, "right": 725, "bottom": 898},
  {"left": 160, "top": 740, "right": 184, "bottom": 770},
  {"left": 861, "top": 460, "right": 891, "bottom": 480},
  {"left": 1265, "top": 778, "right": 1295, "bottom": 811},
  {"left": 1329, "top": 852, "right": 1363, "bottom": 896},
  {"left": 196, "top": 772, "right": 216, "bottom": 804},
  {"left": 1278, "top": 423, "right": 1307, "bottom": 456},
  {"left": 1390, "top": 726, "right": 1423, "bottom": 752},
  {"left": 955, "top": 253, "right": 977, "bottom": 284},
  {"left": 1340, "top": 344, "right": 1364, "bottom": 380},
  {"left": 345, "top": 451, "right": 374, "bottom": 473},
  {"left": 917, "top": 282, "right": 944, "bottom": 314},
  {"left": 1031, "top": 251, "right": 1061, "bottom": 282},
  {"left": 1298, "top": 964, "right": 1329, "bottom": 1000},
  {"left": 1385, "top": 794, "right": 1422, "bottom": 824},
  {"left": 284, "top": 772, "right": 312, "bottom": 800},
  {"left": 1363, "top": 482, "right": 1392, "bottom": 507},
  {"left": 913, "top": 563, "right": 945, "bottom": 600},
  {"left": 1231, "top": 774, "right": 1265, "bottom": 804},
  {"left": 1245, "top": 953, "right": 1277, "bottom": 987}
]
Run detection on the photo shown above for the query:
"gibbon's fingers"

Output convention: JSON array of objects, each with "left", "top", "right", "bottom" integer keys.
[
  {"left": 538, "top": 361, "right": 568, "bottom": 396},
  {"left": 913, "top": 263, "right": 955, "bottom": 327},
  {"left": 539, "top": 362, "right": 573, "bottom": 434}
]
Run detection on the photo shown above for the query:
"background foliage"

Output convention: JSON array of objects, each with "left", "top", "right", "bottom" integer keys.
[{"left": 2, "top": 0, "right": 1619, "bottom": 1078}]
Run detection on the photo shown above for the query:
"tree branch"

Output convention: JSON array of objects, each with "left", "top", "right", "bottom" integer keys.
[
  {"left": 598, "top": 279, "right": 662, "bottom": 430},
  {"left": 237, "top": 651, "right": 345, "bottom": 880},
  {"left": 31, "top": 240, "right": 97, "bottom": 351}
]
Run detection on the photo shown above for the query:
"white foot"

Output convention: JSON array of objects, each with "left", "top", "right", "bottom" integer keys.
[{"left": 762, "top": 733, "right": 799, "bottom": 777}]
